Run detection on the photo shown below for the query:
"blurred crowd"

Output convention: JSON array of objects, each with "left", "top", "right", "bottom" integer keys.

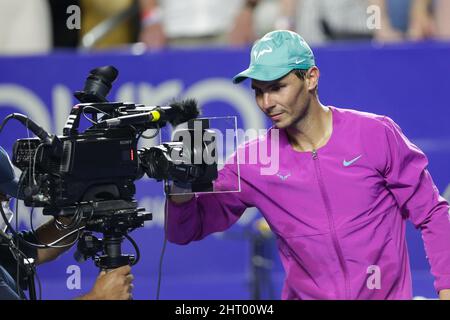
[{"left": 0, "top": 0, "right": 449, "bottom": 54}]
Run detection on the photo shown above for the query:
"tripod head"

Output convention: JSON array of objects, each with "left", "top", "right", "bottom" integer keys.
[{"left": 70, "top": 200, "right": 152, "bottom": 270}]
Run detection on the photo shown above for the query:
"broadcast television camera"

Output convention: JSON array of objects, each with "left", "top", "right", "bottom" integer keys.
[{"left": 1, "top": 65, "right": 218, "bottom": 270}]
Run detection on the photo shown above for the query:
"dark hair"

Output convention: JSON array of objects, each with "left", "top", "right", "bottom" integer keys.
[
  {"left": 293, "top": 69, "right": 308, "bottom": 80},
  {"left": 293, "top": 69, "right": 318, "bottom": 96}
]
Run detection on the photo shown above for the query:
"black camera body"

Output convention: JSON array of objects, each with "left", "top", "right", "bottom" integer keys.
[
  {"left": 10, "top": 66, "right": 218, "bottom": 216},
  {"left": 13, "top": 126, "right": 139, "bottom": 214},
  {"left": 0, "top": 65, "right": 219, "bottom": 272}
]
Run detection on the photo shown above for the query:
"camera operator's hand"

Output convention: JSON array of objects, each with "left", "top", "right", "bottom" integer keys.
[{"left": 79, "top": 265, "right": 134, "bottom": 300}]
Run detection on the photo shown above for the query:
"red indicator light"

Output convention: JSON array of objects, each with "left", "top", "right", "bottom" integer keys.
[{"left": 131, "top": 149, "right": 134, "bottom": 161}]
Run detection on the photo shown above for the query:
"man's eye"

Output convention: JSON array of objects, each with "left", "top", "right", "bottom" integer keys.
[{"left": 271, "top": 85, "right": 283, "bottom": 91}]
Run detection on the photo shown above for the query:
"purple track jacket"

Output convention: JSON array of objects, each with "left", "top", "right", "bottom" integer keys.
[{"left": 167, "top": 107, "right": 450, "bottom": 299}]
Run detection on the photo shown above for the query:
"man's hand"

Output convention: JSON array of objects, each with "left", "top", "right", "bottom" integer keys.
[
  {"left": 439, "top": 289, "right": 450, "bottom": 300},
  {"left": 170, "top": 194, "right": 194, "bottom": 204},
  {"left": 169, "top": 184, "right": 194, "bottom": 204},
  {"left": 79, "top": 265, "right": 134, "bottom": 300}
]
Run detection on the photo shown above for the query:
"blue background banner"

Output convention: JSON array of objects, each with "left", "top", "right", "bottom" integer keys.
[{"left": 0, "top": 41, "right": 449, "bottom": 299}]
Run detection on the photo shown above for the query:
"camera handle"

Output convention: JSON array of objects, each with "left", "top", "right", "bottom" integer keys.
[
  {"left": 75, "top": 231, "right": 135, "bottom": 271},
  {"left": 72, "top": 200, "right": 151, "bottom": 272},
  {"left": 95, "top": 233, "right": 135, "bottom": 271}
]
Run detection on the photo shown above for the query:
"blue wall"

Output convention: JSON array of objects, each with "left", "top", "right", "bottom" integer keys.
[{"left": 0, "top": 41, "right": 449, "bottom": 299}]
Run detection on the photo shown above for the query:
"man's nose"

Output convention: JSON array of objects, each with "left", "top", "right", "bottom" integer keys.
[{"left": 261, "top": 92, "right": 274, "bottom": 111}]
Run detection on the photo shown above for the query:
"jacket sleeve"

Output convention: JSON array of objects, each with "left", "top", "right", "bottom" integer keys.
[
  {"left": 381, "top": 116, "right": 450, "bottom": 293},
  {"left": 167, "top": 162, "right": 249, "bottom": 245}
]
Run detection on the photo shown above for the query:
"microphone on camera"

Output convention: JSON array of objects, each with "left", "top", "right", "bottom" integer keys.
[
  {"left": 157, "top": 99, "right": 200, "bottom": 126},
  {"left": 98, "top": 99, "right": 200, "bottom": 128}
]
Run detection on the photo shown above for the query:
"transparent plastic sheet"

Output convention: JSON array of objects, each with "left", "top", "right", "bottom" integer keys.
[{"left": 162, "top": 116, "right": 241, "bottom": 195}]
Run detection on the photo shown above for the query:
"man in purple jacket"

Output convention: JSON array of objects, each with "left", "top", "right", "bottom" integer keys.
[{"left": 167, "top": 30, "right": 450, "bottom": 299}]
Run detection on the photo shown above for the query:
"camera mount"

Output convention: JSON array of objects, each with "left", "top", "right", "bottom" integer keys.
[{"left": 68, "top": 200, "right": 152, "bottom": 270}]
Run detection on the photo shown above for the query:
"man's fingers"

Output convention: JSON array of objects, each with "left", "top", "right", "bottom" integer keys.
[{"left": 113, "top": 264, "right": 131, "bottom": 275}]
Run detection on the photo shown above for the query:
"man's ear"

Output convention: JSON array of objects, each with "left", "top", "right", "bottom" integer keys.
[{"left": 306, "top": 67, "right": 320, "bottom": 92}]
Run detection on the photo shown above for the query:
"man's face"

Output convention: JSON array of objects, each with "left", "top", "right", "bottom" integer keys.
[{"left": 251, "top": 71, "right": 311, "bottom": 129}]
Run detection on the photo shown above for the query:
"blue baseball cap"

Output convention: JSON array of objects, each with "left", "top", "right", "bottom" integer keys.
[
  {"left": 233, "top": 30, "right": 316, "bottom": 84},
  {"left": 0, "top": 146, "right": 20, "bottom": 198}
]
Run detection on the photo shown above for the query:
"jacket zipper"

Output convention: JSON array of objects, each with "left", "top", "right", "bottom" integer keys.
[{"left": 312, "top": 149, "right": 351, "bottom": 299}]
